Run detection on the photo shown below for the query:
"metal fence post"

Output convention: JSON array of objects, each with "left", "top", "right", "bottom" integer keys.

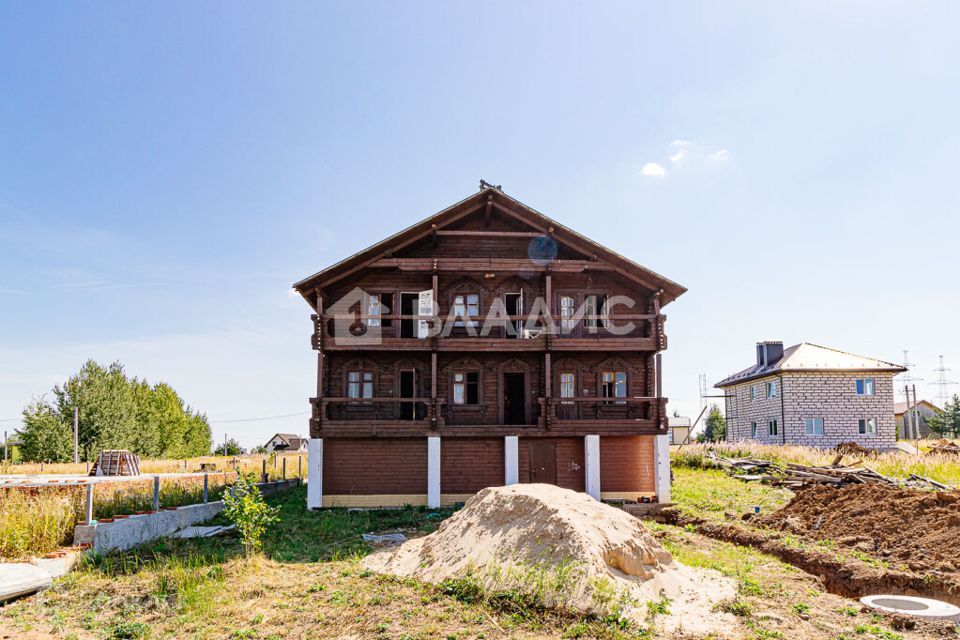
[
  {"left": 85, "top": 483, "right": 94, "bottom": 524},
  {"left": 203, "top": 473, "right": 209, "bottom": 503},
  {"left": 282, "top": 457, "right": 286, "bottom": 480},
  {"left": 153, "top": 475, "right": 160, "bottom": 511},
  {"left": 298, "top": 455, "right": 302, "bottom": 479},
  {"left": 261, "top": 459, "right": 267, "bottom": 483}
]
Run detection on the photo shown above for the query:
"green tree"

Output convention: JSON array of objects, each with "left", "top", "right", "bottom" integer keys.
[
  {"left": 222, "top": 474, "right": 279, "bottom": 555},
  {"left": 701, "top": 404, "right": 726, "bottom": 442},
  {"left": 17, "top": 360, "right": 212, "bottom": 462},
  {"left": 927, "top": 395, "right": 960, "bottom": 438},
  {"left": 214, "top": 438, "right": 243, "bottom": 456},
  {"left": 18, "top": 399, "right": 73, "bottom": 462}
]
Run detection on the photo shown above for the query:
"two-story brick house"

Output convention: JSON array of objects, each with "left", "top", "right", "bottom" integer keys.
[
  {"left": 292, "top": 186, "right": 686, "bottom": 508},
  {"left": 717, "top": 342, "right": 906, "bottom": 449}
]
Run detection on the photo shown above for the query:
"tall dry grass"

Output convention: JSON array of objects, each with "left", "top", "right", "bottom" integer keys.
[
  {"left": 0, "top": 452, "right": 306, "bottom": 478},
  {"left": 0, "top": 453, "right": 307, "bottom": 560},
  {"left": 672, "top": 442, "right": 960, "bottom": 486}
]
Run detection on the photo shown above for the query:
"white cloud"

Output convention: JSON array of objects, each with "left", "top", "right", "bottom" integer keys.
[
  {"left": 708, "top": 148, "right": 730, "bottom": 163},
  {"left": 669, "top": 140, "right": 692, "bottom": 165},
  {"left": 641, "top": 140, "right": 730, "bottom": 179},
  {"left": 641, "top": 162, "right": 667, "bottom": 177}
]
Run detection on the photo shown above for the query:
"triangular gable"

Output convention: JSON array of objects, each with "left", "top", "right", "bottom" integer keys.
[{"left": 293, "top": 187, "right": 686, "bottom": 305}]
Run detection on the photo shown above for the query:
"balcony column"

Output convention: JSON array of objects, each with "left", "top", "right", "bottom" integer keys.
[
  {"left": 504, "top": 436, "right": 519, "bottom": 485},
  {"left": 427, "top": 436, "right": 441, "bottom": 508},
  {"left": 307, "top": 438, "right": 323, "bottom": 509},
  {"left": 584, "top": 434, "right": 600, "bottom": 500},
  {"left": 315, "top": 293, "right": 324, "bottom": 431},
  {"left": 654, "top": 433, "right": 671, "bottom": 503}
]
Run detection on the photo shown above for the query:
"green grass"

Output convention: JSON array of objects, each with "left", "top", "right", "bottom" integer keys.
[
  {"left": 2, "top": 487, "right": 652, "bottom": 639},
  {"left": 670, "top": 466, "right": 793, "bottom": 521}
]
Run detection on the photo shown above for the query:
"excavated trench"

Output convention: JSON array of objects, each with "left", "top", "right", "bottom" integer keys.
[{"left": 661, "top": 509, "right": 960, "bottom": 607}]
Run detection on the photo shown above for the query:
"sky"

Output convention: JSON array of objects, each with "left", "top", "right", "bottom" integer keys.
[{"left": 1, "top": 2, "right": 959, "bottom": 448}]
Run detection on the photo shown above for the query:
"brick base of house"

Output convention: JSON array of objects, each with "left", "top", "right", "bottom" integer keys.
[{"left": 307, "top": 434, "right": 666, "bottom": 509}]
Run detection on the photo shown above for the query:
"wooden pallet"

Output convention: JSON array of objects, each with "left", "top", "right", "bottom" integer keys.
[{"left": 89, "top": 450, "right": 141, "bottom": 476}]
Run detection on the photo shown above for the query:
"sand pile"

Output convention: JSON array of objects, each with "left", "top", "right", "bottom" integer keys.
[
  {"left": 759, "top": 484, "right": 960, "bottom": 574},
  {"left": 363, "top": 484, "right": 737, "bottom": 636}
]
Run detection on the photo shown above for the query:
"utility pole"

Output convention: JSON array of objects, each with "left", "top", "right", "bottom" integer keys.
[
  {"left": 73, "top": 406, "right": 79, "bottom": 464},
  {"left": 3, "top": 430, "right": 7, "bottom": 463},
  {"left": 224, "top": 432, "right": 228, "bottom": 456},
  {"left": 698, "top": 373, "right": 708, "bottom": 414},
  {"left": 912, "top": 384, "right": 919, "bottom": 441},
  {"left": 933, "top": 356, "right": 957, "bottom": 409}
]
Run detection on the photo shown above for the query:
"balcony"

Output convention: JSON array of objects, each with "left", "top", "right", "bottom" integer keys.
[
  {"left": 313, "top": 313, "right": 663, "bottom": 352},
  {"left": 311, "top": 396, "right": 667, "bottom": 437}
]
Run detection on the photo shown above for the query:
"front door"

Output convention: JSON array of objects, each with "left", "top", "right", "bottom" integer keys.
[
  {"left": 400, "top": 293, "right": 418, "bottom": 338},
  {"left": 529, "top": 443, "right": 557, "bottom": 484},
  {"left": 399, "top": 370, "right": 416, "bottom": 420},
  {"left": 503, "top": 372, "right": 526, "bottom": 424}
]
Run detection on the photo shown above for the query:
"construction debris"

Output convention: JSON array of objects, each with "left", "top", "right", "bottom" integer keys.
[
  {"left": 928, "top": 439, "right": 960, "bottom": 456},
  {"left": 707, "top": 451, "right": 954, "bottom": 491}
]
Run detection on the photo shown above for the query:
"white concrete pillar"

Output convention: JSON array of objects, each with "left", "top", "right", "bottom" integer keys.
[
  {"left": 427, "top": 436, "right": 441, "bottom": 508},
  {"left": 504, "top": 436, "right": 519, "bottom": 485},
  {"left": 584, "top": 434, "right": 600, "bottom": 501},
  {"left": 307, "top": 438, "right": 323, "bottom": 509},
  {"left": 654, "top": 433, "right": 671, "bottom": 503}
]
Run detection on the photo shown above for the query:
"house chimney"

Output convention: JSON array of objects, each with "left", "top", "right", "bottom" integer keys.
[{"left": 756, "top": 341, "right": 784, "bottom": 367}]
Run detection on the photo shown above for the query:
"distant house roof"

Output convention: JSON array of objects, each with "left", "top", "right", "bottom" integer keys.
[
  {"left": 716, "top": 343, "right": 906, "bottom": 388},
  {"left": 893, "top": 400, "right": 942, "bottom": 415},
  {"left": 668, "top": 417, "right": 691, "bottom": 427},
  {"left": 267, "top": 433, "right": 306, "bottom": 450}
]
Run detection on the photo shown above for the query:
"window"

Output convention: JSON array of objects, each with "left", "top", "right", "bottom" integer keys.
[
  {"left": 365, "top": 293, "right": 392, "bottom": 328},
  {"left": 452, "top": 371, "right": 479, "bottom": 405},
  {"left": 768, "top": 419, "right": 779, "bottom": 436},
  {"left": 560, "top": 296, "right": 576, "bottom": 333},
  {"left": 805, "top": 417, "right": 824, "bottom": 436},
  {"left": 858, "top": 418, "right": 877, "bottom": 434},
  {"left": 453, "top": 293, "right": 480, "bottom": 327},
  {"left": 559, "top": 372, "right": 575, "bottom": 403},
  {"left": 767, "top": 381, "right": 778, "bottom": 398},
  {"left": 751, "top": 422, "right": 758, "bottom": 438},
  {"left": 750, "top": 386, "right": 757, "bottom": 400},
  {"left": 856, "top": 378, "right": 875, "bottom": 396},
  {"left": 584, "top": 294, "right": 607, "bottom": 332},
  {"left": 347, "top": 371, "right": 373, "bottom": 399},
  {"left": 601, "top": 371, "right": 627, "bottom": 404}
]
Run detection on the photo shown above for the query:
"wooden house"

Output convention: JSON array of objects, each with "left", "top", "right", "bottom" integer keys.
[{"left": 292, "top": 186, "right": 686, "bottom": 508}]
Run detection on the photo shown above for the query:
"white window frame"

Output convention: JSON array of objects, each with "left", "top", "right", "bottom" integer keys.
[
  {"left": 768, "top": 419, "right": 779, "bottom": 436},
  {"left": 751, "top": 421, "right": 758, "bottom": 438},
  {"left": 805, "top": 417, "right": 824, "bottom": 436},
  {"left": 856, "top": 378, "right": 875, "bottom": 396},
  {"left": 858, "top": 417, "right": 877, "bottom": 434},
  {"left": 767, "top": 380, "right": 778, "bottom": 398}
]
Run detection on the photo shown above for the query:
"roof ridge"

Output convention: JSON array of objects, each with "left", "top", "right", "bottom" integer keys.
[{"left": 797, "top": 342, "right": 902, "bottom": 368}]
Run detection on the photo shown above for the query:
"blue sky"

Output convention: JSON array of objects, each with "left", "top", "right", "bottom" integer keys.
[{"left": 2, "top": 2, "right": 959, "bottom": 447}]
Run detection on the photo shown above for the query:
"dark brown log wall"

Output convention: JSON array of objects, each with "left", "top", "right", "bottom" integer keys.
[
  {"left": 323, "top": 438, "right": 427, "bottom": 495},
  {"left": 599, "top": 436, "right": 656, "bottom": 493},
  {"left": 440, "top": 437, "right": 505, "bottom": 492}
]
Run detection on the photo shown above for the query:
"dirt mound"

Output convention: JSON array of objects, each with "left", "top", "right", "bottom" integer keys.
[
  {"left": 759, "top": 484, "right": 960, "bottom": 574},
  {"left": 363, "top": 484, "right": 737, "bottom": 637}
]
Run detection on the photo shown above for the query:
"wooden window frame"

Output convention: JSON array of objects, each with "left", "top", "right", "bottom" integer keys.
[
  {"left": 451, "top": 369, "right": 481, "bottom": 408},
  {"left": 450, "top": 292, "right": 482, "bottom": 329},
  {"left": 599, "top": 369, "right": 628, "bottom": 405}
]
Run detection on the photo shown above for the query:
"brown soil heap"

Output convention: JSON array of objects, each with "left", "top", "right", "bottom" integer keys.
[
  {"left": 363, "top": 483, "right": 737, "bottom": 637},
  {"left": 759, "top": 484, "right": 960, "bottom": 574}
]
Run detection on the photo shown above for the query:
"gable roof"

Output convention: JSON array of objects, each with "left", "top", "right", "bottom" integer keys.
[
  {"left": 293, "top": 187, "right": 686, "bottom": 305},
  {"left": 715, "top": 343, "right": 906, "bottom": 388},
  {"left": 893, "top": 400, "right": 942, "bottom": 415}
]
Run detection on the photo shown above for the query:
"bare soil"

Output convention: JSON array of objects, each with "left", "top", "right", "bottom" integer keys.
[{"left": 759, "top": 484, "right": 960, "bottom": 575}]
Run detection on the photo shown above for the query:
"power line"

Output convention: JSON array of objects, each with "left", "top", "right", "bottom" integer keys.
[{"left": 209, "top": 411, "right": 310, "bottom": 424}]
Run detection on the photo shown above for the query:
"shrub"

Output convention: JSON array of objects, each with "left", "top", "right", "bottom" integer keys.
[{"left": 222, "top": 474, "right": 279, "bottom": 555}]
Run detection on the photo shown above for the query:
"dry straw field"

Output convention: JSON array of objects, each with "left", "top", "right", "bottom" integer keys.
[{"left": 0, "top": 453, "right": 305, "bottom": 560}]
